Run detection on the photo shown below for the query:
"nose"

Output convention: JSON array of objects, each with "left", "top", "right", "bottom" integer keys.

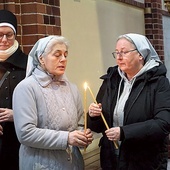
[
  {"left": 59, "top": 54, "right": 67, "bottom": 61},
  {"left": 116, "top": 53, "right": 123, "bottom": 59},
  {"left": 1, "top": 35, "right": 7, "bottom": 41}
]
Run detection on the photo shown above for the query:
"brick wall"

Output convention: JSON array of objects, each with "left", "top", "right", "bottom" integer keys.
[
  {"left": 144, "top": 0, "right": 170, "bottom": 62},
  {"left": 145, "top": 0, "right": 164, "bottom": 61},
  {"left": 0, "top": 0, "right": 61, "bottom": 54}
]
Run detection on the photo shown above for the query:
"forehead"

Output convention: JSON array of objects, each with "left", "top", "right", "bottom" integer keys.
[
  {"left": 0, "top": 26, "right": 14, "bottom": 33},
  {"left": 51, "top": 43, "right": 67, "bottom": 51},
  {"left": 116, "top": 38, "right": 134, "bottom": 49}
]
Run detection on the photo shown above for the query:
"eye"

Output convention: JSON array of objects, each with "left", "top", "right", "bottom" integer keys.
[
  {"left": 54, "top": 52, "right": 61, "bottom": 57},
  {"left": 6, "top": 33, "right": 14, "bottom": 38},
  {"left": 54, "top": 51, "right": 68, "bottom": 58},
  {"left": 64, "top": 51, "right": 68, "bottom": 58}
]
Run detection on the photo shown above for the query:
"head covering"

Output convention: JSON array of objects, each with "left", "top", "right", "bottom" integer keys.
[
  {"left": 121, "top": 33, "right": 161, "bottom": 62},
  {"left": 26, "top": 36, "right": 58, "bottom": 77},
  {"left": 0, "top": 9, "right": 17, "bottom": 34}
]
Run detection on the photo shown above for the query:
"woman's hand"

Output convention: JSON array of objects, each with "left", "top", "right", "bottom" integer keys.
[
  {"left": 0, "top": 108, "right": 13, "bottom": 122},
  {"left": 68, "top": 129, "right": 93, "bottom": 147},
  {"left": 85, "top": 128, "right": 93, "bottom": 145},
  {"left": 105, "top": 127, "right": 120, "bottom": 141},
  {"left": 88, "top": 103, "right": 102, "bottom": 117}
]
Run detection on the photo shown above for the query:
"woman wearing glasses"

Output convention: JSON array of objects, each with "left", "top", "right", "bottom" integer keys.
[
  {"left": 88, "top": 33, "right": 170, "bottom": 170},
  {"left": 0, "top": 9, "right": 27, "bottom": 170}
]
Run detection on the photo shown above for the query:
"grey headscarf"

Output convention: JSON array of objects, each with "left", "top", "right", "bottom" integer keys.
[
  {"left": 119, "top": 33, "right": 161, "bottom": 63},
  {"left": 26, "top": 35, "right": 68, "bottom": 77}
]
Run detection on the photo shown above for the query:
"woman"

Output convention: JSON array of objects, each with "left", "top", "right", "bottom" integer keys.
[
  {"left": 13, "top": 35, "right": 93, "bottom": 170},
  {"left": 88, "top": 33, "right": 170, "bottom": 170},
  {"left": 0, "top": 9, "right": 27, "bottom": 170}
]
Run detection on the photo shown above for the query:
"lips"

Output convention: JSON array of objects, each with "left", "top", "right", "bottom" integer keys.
[
  {"left": 118, "top": 63, "right": 125, "bottom": 66},
  {"left": 58, "top": 66, "right": 65, "bottom": 69},
  {"left": 0, "top": 44, "right": 7, "bottom": 46},
  {"left": 0, "top": 45, "right": 9, "bottom": 50}
]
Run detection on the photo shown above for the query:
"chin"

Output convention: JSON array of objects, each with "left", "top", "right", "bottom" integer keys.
[
  {"left": 56, "top": 72, "right": 64, "bottom": 76},
  {"left": 119, "top": 67, "right": 126, "bottom": 72}
]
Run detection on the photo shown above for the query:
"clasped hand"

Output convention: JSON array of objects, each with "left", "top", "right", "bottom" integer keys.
[
  {"left": 0, "top": 108, "right": 14, "bottom": 122},
  {"left": 68, "top": 128, "right": 93, "bottom": 147}
]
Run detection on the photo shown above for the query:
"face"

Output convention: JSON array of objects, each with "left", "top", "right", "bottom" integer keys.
[
  {"left": 40, "top": 43, "right": 68, "bottom": 77},
  {"left": 115, "top": 38, "right": 144, "bottom": 78},
  {"left": 0, "top": 26, "right": 15, "bottom": 50}
]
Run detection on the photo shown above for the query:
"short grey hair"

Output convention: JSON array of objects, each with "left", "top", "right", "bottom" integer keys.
[{"left": 42, "top": 36, "right": 69, "bottom": 57}]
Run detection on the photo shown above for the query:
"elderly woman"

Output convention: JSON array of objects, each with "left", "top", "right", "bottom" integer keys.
[
  {"left": 88, "top": 33, "right": 170, "bottom": 170},
  {"left": 13, "top": 36, "right": 93, "bottom": 170}
]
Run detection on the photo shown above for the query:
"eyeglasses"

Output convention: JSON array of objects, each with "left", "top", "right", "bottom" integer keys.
[
  {"left": 112, "top": 49, "right": 137, "bottom": 59},
  {"left": 0, "top": 33, "right": 15, "bottom": 40}
]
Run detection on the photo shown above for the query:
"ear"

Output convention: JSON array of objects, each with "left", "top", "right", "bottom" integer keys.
[
  {"left": 139, "top": 54, "right": 143, "bottom": 61},
  {"left": 39, "top": 56, "right": 44, "bottom": 65}
]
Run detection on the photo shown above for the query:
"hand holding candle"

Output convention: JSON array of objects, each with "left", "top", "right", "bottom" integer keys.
[{"left": 84, "top": 82, "right": 118, "bottom": 149}]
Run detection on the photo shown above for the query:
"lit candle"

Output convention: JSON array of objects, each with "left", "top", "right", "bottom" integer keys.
[{"left": 86, "top": 83, "right": 118, "bottom": 149}]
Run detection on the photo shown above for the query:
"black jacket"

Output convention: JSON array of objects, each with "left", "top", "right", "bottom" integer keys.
[
  {"left": 88, "top": 64, "right": 170, "bottom": 170},
  {"left": 0, "top": 47, "right": 27, "bottom": 170}
]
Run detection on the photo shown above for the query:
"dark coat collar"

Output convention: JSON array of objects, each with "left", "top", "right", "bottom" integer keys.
[{"left": 2, "top": 46, "right": 28, "bottom": 69}]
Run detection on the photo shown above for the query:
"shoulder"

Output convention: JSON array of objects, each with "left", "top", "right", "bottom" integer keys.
[
  {"left": 100, "top": 65, "right": 118, "bottom": 80},
  {"left": 68, "top": 81, "right": 79, "bottom": 94},
  {"left": 13, "top": 76, "right": 43, "bottom": 103},
  {"left": 15, "top": 76, "right": 37, "bottom": 91},
  {"left": 147, "top": 63, "right": 167, "bottom": 78},
  {"left": 7, "top": 47, "right": 28, "bottom": 69},
  {"left": 15, "top": 47, "right": 28, "bottom": 68},
  {"left": 145, "top": 64, "right": 170, "bottom": 92}
]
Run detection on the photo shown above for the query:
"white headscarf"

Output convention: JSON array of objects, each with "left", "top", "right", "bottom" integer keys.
[
  {"left": 26, "top": 36, "right": 56, "bottom": 77},
  {"left": 123, "top": 33, "right": 161, "bottom": 62}
]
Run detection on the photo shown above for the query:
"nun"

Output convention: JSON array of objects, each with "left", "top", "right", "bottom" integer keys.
[
  {"left": 13, "top": 36, "right": 93, "bottom": 170},
  {"left": 88, "top": 33, "right": 170, "bottom": 170},
  {"left": 0, "top": 9, "right": 27, "bottom": 170}
]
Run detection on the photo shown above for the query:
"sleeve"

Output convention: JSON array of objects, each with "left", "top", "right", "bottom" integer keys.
[
  {"left": 13, "top": 79, "right": 69, "bottom": 150},
  {"left": 122, "top": 76, "right": 170, "bottom": 142}
]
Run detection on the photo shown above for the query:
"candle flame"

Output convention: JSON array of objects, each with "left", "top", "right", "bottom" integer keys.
[{"left": 84, "top": 82, "right": 88, "bottom": 91}]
